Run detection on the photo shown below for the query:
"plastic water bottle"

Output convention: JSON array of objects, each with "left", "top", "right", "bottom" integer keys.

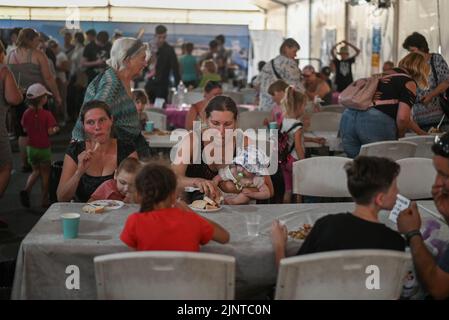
[{"left": 177, "top": 81, "right": 187, "bottom": 108}]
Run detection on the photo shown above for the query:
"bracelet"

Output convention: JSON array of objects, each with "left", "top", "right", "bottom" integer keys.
[{"left": 405, "top": 230, "right": 422, "bottom": 245}]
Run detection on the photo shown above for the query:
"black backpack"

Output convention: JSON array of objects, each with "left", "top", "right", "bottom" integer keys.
[{"left": 278, "top": 122, "right": 302, "bottom": 164}]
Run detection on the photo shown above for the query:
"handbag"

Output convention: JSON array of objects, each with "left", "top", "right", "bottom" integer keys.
[{"left": 430, "top": 54, "right": 449, "bottom": 118}]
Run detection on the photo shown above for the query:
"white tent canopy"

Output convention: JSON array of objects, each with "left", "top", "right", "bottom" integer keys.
[{"left": 0, "top": 0, "right": 288, "bottom": 30}]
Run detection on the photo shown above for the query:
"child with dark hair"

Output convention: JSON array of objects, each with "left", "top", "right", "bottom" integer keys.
[
  {"left": 271, "top": 156, "right": 405, "bottom": 267},
  {"left": 20, "top": 84, "right": 59, "bottom": 208},
  {"left": 132, "top": 89, "right": 149, "bottom": 130},
  {"left": 89, "top": 157, "right": 142, "bottom": 203},
  {"left": 120, "top": 163, "right": 230, "bottom": 251}
]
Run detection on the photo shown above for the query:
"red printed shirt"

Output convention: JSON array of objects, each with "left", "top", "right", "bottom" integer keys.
[
  {"left": 21, "top": 108, "right": 57, "bottom": 148},
  {"left": 120, "top": 208, "right": 214, "bottom": 252},
  {"left": 90, "top": 179, "right": 125, "bottom": 201}
]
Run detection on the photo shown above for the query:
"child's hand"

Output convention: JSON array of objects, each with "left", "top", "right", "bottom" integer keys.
[
  {"left": 241, "top": 188, "right": 254, "bottom": 197},
  {"left": 48, "top": 126, "right": 60, "bottom": 135}
]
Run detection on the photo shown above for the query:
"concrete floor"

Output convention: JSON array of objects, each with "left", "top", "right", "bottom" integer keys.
[{"left": 0, "top": 123, "right": 72, "bottom": 299}]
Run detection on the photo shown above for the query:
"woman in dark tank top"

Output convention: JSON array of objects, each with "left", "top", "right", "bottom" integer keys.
[{"left": 173, "top": 95, "right": 274, "bottom": 202}]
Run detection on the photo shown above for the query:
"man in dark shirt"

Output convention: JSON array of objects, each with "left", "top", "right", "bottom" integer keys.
[
  {"left": 330, "top": 40, "right": 360, "bottom": 92},
  {"left": 271, "top": 156, "right": 405, "bottom": 267},
  {"left": 82, "top": 30, "right": 111, "bottom": 84},
  {"left": 398, "top": 133, "right": 449, "bottom": 300},
  {"left": 145, "top": 25, "right": 180, "bottom": 103}
]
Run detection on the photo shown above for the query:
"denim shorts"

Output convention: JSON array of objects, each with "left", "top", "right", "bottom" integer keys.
[{"left": 339, "top": 108, "right": 397, "bottom": 158}]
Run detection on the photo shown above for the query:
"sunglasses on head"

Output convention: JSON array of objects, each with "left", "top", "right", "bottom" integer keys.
[{"left": 432, "top": 133, "right": 449, "bottom": 157}]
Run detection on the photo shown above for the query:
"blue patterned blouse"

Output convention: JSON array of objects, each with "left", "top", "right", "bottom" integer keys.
[{"left": 71, "top": 68, "right": 151, "bottom": 158}]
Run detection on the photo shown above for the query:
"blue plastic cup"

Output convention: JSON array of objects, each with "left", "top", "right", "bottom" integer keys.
[
  {"left": 269, "top": 122, "right": 278, "bottom": 129},
  {"left": 61, "top": 213, "right": 80, "bottom": 239},
  {"left": 145, "top": 121, "right": 154, "bottom": 133}
]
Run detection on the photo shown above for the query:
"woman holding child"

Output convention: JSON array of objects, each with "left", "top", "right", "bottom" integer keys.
[
  {"left": 58, "top": 100, "right": 138, "bottom": 202},
  {"left": 172, "top": 95, "right": 274, "bottom": 205}
]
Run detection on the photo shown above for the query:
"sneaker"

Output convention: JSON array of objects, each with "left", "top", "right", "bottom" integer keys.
[{"left": 19, "top": 190, "right": 30, "bottom": 208}]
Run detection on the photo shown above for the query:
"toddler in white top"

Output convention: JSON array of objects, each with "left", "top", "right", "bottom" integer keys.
[{"left": 213, "top": 147, "right": 271, "bottom": 205}]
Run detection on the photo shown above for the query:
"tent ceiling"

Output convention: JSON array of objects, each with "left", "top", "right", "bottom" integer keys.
[{"left": 0, "top": 0, "right": 304, "bottom": 11}]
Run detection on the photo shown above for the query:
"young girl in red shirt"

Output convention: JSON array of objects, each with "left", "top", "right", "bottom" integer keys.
[{"left": 120, "top": 163, "right": 230, "bottom": 251}]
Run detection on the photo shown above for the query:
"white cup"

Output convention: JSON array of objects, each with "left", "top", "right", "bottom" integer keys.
[{"left": 245, "top": 213, "right": 261, "bottom": 236}]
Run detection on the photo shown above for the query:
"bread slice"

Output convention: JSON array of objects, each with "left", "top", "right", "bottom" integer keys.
[
  {"left": 82, "top": 204, "right": 105, "bottom": 214},
  {"left": 191, "top": 200, "right": 207, "bottom": 209},
  {"left": 203, "top": 196, "right": 217, "bottom": 206}
]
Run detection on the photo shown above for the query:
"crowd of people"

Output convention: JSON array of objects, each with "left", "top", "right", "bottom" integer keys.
[{"left": 0, "top": 24, "right": 449, "bottom": 300}]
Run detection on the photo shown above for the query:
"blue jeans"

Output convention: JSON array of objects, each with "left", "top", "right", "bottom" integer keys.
[{"left": 340, "top": 108, "right": 398, "bottom": 158}]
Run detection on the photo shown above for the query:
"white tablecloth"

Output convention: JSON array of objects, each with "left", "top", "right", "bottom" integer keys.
[
  {"left": 11, "top": 201, "right": 448, "bottom": 299},
  {"left": 304, "top": 131, "right": 343, "bottom": 152}
]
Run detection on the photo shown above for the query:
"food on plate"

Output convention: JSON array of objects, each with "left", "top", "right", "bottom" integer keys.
[
  {"left": 204, "top": 196, "right": 218, "bottom": 206},
  {"left": 428, "top": 127, "right": 442, "bottom": 134},
  {"left": 82, "top": 203, "right": 105, "bottom": 214},
  {"left": 190, "top": 195, "right": 222, "bottom": 210},
  {"left": 288, "top": 223, "right": 313, "bottom": 240},
  {"left": 103, "top": 200, "right": 121, "bottom": 208},
  {"left": 191, "top": 200, "right": 207, "bottom": 209}
]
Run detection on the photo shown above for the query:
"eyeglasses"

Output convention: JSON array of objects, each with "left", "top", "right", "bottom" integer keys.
[{"left": 432, "top": 133, "right": 449, "bottom": 157}]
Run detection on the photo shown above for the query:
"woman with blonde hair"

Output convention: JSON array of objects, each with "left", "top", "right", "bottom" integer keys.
[
  {"left": 198, "top": 59, "right": 221, "bottom": 88},
  {"left": 340, "top": 52, "right": 430, "bottom": 158}
]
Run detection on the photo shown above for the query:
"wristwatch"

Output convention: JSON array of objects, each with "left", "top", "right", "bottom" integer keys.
[{"left": 405, "top": 230, "right": 422, "bottom": 245}]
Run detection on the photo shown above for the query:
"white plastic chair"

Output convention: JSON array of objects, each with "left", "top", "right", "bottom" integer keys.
[
  {"left": 240, "top": 88, "right": 257, "bottom": 104},
  {"left": 238, "top": 110, "right": 271, "bottom": 131},
  {"left": 309, "top": 112, "right": 342, "bottom": 132},
  {"left": 397, "top": 158, "right": 436, "bottom": 199},
  {"left": 184, "top": 92, "right": 204, "bottom": 105},
  {"left": 144, "top": 107, "right": 165, "bottom": 115},
  {"left": 223, "top": 92, "right": 244, "bottom": 104},
  {"left": 399, "top": 135, "right": 435, "bottom": 158},
  {"left": 320, "top": 104, "right": 346, "bottom": 113},
  {"left": 292, "top": 156, "right": 352, "bottom": 197},
  {"left": 275, "top": 249, "right": 411, "bottom": 300},
  {"left": 359, "top": 141, "right": 417, "bottom": 160},
  {"left": 144, "top": 110, "right": 167, "bottom": 130},
  {"left": 94, "top": 251, "right": 235, "bottom": 300}
]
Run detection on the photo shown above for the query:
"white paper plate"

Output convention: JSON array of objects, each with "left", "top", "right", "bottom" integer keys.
[
  {"left": 188, "top": 205, "right": 222, "bottom": 213},
  {"left": 89, "top": 200, "right": 125, "bottom": 210}
]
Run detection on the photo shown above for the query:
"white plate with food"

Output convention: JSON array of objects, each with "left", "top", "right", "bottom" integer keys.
[
  {"left": 89, "top": 200, "right": 125, "bottom": 210},
  {"left": 188, "top": 197, "right": 222, "bottom": 213},
  {"left": 288, "top": 223, "right": 313, "bottom": 241}
]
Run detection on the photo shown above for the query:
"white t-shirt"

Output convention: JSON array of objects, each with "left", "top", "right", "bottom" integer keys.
[
  {"left": 56, "top": 51, "right": 69, "bottom": 83},
  {"left": 281, "top": 117, "right": 303, "bottom": 160}
]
